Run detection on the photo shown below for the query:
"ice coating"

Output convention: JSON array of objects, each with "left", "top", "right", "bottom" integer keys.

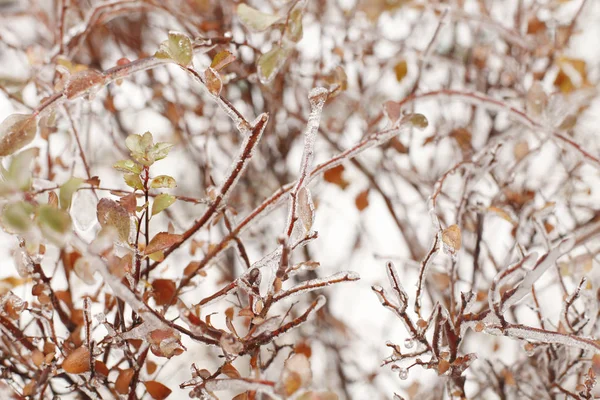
[{"left": 272, "top": 271, "right": 360, "bottom": 300}]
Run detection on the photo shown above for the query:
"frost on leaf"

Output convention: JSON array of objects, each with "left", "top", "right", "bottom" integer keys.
[
  {"left": 442, "top": 224, "right": 461, "bottom": 254},
  {"left": 74, "top": 256, "right": 101, "bottom": 284},
  {"left": 0, "top": 114, "right": 37, "bottom": 157},
  {"left": 285, "top": 5, "right": 304, "bottom": 42},
  {"left": 237, "top": 4, "right": 281, "bottom": 31},
  {"left": 97, "top": 198, "right": 130, "bottom": 243},
  {"left": 204, "top": 67, "right": 223, "bottom": 97},
  {"left": 59, "top": 177, "right": 84, "bottom": 210},
  {"left": 297, "top": 187, "right": 314, "bottom": 232},
  {"left": 125, "top": 132, "right": 173, "bottom": 166},
  {"left": 155, "top": 32, "right": 193, "bottom": 67},
  {"left": 144, "top": 232, "right": 183, "bottom": 255},
  {"left": 150, "top": 175, "right": 177, "bottom": 189},
  {"left": 64, "top": 69, "right": 106, "bottom": 99},
  {"left": 276, "top": 354, "right": 312, "bottom": 396},
  {"left": 210, "top": 50, "right": 236, "bottom": 71},
  {"left": 148, "top": 329, "right": 185, "bottom": 358},
  {"left": 1, "top": 201, "right": 35, "bottom": 233},
  {"left": 36, "top": 205, "right": 72, "bottom": 246},
  {"left": 152, "top": 193, "right": 176, "bottom": 216},
  {"left": 257, "top": 46, "right": 290, "bottom": 84}
]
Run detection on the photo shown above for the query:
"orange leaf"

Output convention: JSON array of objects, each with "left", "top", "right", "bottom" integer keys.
[
  {"left": 323, "top": 165, "right": 349, "bottom": 189},
  {"left": 145, "top": 232, "right": 184, "bottom": 255},
  {"left": 144, "top": 381, "right": 172, "bottom": 400},
  {"left": 355, "top": 189, "right": 369, "bottom": 211},
  {"left": 62, "top": 346, "right": 90, "bottom": 374}
]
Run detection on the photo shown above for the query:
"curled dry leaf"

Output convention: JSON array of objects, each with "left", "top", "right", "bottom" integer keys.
[{"left": 442, "top": 224, "right": 461, "bottom": 253}]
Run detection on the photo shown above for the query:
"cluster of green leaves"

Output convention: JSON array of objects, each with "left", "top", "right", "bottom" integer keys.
[
  {"left": 110, "top": 132, "right": 181, "bottom": 261},
  {"left": 0, "top": 149, "right": 81, "bottom": 249},
  {"left": 237, "top": 1, "right": 307, "bottom": 84}
]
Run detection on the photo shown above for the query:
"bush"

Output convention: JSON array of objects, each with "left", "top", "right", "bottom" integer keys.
[{"left": 0, "top": 0, "right": 599, "bottom": 399}]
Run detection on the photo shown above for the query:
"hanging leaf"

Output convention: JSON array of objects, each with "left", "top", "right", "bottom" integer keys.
[
  {"left": 257, "top": 46, "right": 290, "bottom": 84},
  {"left": 97, "top": 198, "right": 130, "bottom": 243},
  {"left": 6, "top": 148, "right": 38, "bottom": 191},
  {"left": 36, "top": 205, "right": 72, "bottom": 245},
  {"left": 59, "top": 177, "right": 84, "bottom": 210},
  {"left": 150, "top": 175, "right": 177, "bottom": 189},
  {"left": 324, "top": 66, "right": 348, "bottom": 96},
  {"left": 204, "top": 67, "right": 223, "bottom": 96},
  {"left": 297, "top": 187, "right": 315, "bottom": 232},
  {"left": 155, "top": 32, "right": 193, "bottom": 67},
  {"left": 276, "top": 354, "right": 312, "bottom": 396},
  {"left": 355, "top": 189, "right": 369, "bottom": 211},
  {"left": 323, "top": 165, "right": 349, "bottom": 189},
  {"left": 144, "top": 232, "right": 183, "bottom": 255},
  {"left": 285, "top": 6, "right": 304, "bottom": 42},
  {"left": 442, "top": 224, "right": 462, "bottom": 253},
  {"left": 210, "top": 50, "right": 236, "bottom": 71},
  {"left": 73, "top": 256, "right": 100, "bottom": 284},
  {"left": 526, "top": 81, "right": 548, "bottom": 116},
  {"left": 407, "top": 113, "right": 428, "bottom": 129},
  {"left": 237, "top": 4, "right": 281, "bottom": 31},
  {"left": 0, "top": 114, "right": 37, "bottom": 157},
  {"left": 144, "top": 381, "right": 172, "bottom": 400},
  {"left": 152, "top": 193, "right": 176, "bottom": 216}
]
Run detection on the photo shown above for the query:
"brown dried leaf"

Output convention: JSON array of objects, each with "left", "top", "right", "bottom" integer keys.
[
  {"left": 442, "top": 224, "right": 461, "bottom": 252},
  {"left": 62, "top": 346, "right": 90, "bottom": 374},
  {"left": 355, "top": 189, "right": 369, "bottom": 211},
  {"left": 323, "top": 165, "right": 349, "bottom": 189},
  {"left": 151, "top": 279, "right": 176, "bottom": 306},
  {"left": 144, "top": 381, "right": 172, "bottom": 400}
]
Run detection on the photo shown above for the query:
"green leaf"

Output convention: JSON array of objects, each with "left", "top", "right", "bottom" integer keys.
[
  {"left": 1, "top": 201, "right": 35, "bottom": 233},
  {"left": 59, "top": 177, "right": 84, "bottom": 210},
  {"left": 149, "top": 142, "right": 173, "bottom": 162},
  {"left": 97, "top": 198, "right": 131, "bottom": 243},
  {"left": 150, "top": 175, "right": 177, "bottom": 189},
  {"left": 237, "top": 4, "right": 281, "bottom": 31},
  {"left": 408, "top": 113, "right": 428, "bottom": 129},
  {"left": 37, "top": 205, "right": 72, "bottom": 246},
  {"left": 211, "top": 50, "right": 236, "bottom": 71},
  {"left": 285, "top": 6, "right": 304, "bottom": 42},
  {"left": 154, "top": 32, "right": 193, "bottom": 66},
  {"left": 125, "top": 132, "right": 173, "bottom": 166},
  {"left": 257, "top": 46, "right": 290, "bottom": 84},
  {"left": 7, "top": 148, "right": 38, "bottom": 191},
  {"left": 152, "top": 193, "right": 176, "bottom": 216},
  {"left": 144, "top": 232, "right": 184, "bottom": 255},
  {"left": 124, "top": 173, "right": 144, "bottom": 191},
  {"left": 0, "top": 114, "right": 37, "bottom": 156},
  {"left": 113, "top": 159, "right": 142, "bottom": 174}
]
